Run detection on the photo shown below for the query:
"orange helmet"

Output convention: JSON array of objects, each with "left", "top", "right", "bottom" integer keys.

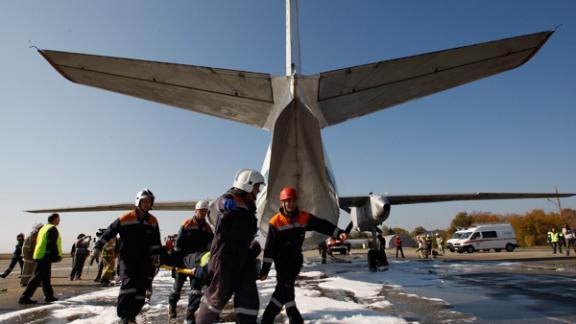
[{"left": 279, "top": 187, "right": 297, "bottom": 201}]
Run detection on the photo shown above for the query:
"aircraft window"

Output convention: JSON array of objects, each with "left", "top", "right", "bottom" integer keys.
[
  {"left": 482, "top": 231, "right": 497, "bottom": 238},
  {"left": 470, "top": 232, "right": 481, "bottom": 240}
]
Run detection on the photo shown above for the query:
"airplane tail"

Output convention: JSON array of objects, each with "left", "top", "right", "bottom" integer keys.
[{"left": 315, "top": 31, "right": 553, "bottom": 126}]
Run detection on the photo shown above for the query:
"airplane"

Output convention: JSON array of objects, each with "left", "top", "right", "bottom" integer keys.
[{"left": 28, "top": 0, "right": 575, "bottom": 247}]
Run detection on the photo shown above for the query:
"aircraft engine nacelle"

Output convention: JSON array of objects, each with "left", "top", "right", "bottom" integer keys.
[{"left": 350, "top": 194, "right": 391, "bottom": 232}]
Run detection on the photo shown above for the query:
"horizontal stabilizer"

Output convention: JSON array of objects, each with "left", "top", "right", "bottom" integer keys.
[
  {"left": 318, "top": 31, "right": 553, "bottom": 126},
  {"left": 340, "top": 192, "right": 575, "bottom": 208},
  {"left": 39, "top": 50, "right": 274, "bottom": 128},
  {"left": 25, "top": 201, "right": 198, "bottom": 213}
]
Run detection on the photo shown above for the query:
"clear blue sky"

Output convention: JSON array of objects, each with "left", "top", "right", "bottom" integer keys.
[{"left": 1, "top": 1, "right": 575, "bottom": 252}]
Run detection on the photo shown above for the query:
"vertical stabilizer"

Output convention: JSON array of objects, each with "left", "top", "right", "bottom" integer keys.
[{"left": 286, "top": 0, "right": 302, "bottom": 76}]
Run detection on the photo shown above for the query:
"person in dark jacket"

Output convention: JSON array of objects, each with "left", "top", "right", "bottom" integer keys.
[
  {"left": 169, "top": 200, "right": 214, "bottom": 320},
  {"left": 259, "top": 187, "right": 348, "bottom": 324},
  {"left": 19, "top": 214, "right": 62, "bottom": 304},
  {"left": 92, "top": 189, "right": 162, "bottom": 324},
  {"left": 70, "top": 234, "right": 91, "bottom": 280},
  {"left": 195, "top": 169, "right": 265, "bottom": 324},
  {"left": 1, "top": 233, "right": 25, "bottom": 278}
]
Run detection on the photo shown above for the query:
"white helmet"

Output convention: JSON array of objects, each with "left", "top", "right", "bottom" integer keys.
[
  {"left": 33, "top": 223, "right": 43, "bottom": 231},
  {"left": 135, "top": 188, "right": 155, "bottom": 207},
  {"left": 195, "top": 200, "right": 210, "bottom": 210},
  {"left": 232, "top": 169, "right": 265, "bottom": 193}
]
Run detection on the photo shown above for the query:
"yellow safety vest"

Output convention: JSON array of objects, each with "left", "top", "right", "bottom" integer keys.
[
  {"left": 200, "top": 251, "right": 211, "bottom": 267},
  {"left": 549, "top": 232, "right": 559, "bottom": 243},
  {"left": 33, "top": 224, "right": 62, "bottom": 260}
]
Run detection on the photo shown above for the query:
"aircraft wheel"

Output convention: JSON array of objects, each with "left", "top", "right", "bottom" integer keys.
[
  {"left": 505, "top": 244, "right": 515, "bottom": 252},
  {"left": 466, "top": 246, "right": 475, "bottom": 254}
]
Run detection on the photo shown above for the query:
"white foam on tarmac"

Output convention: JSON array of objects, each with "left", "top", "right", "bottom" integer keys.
[{"left": 0, "top": 260, "right": 450, "bottom": 323}]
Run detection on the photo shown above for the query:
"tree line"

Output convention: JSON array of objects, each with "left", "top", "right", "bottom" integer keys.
[{"left": 374, "top": 208, "right": 576, "bottom": 247}]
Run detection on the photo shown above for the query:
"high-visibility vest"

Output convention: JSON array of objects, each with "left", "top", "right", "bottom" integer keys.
[
  {"left": 549, "top": 232, "right": 560, "bottom": 243},
  {"left": 33, "top": 224, "right": 62, "bottom": 260},
  {"left": 200, "top": 251, "right": 211, "bottom": 267}
]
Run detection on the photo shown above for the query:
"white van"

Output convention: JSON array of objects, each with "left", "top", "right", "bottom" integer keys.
[{"left": 446, "top": 223, "right": 518, "bottom": 253}]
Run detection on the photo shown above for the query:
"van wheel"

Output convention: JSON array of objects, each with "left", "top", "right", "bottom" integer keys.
[
  {"left": 449, "top": 247, "right": 455, "bottom": 252},
  {"left": 466, "top": 246, "right": 475, "bottom": 254},
  {"left": 505, "top": 244, "right": 515, "bottom": 252},
  {"left": 494, "top": 249, "right": 501, "bottom": 252}
]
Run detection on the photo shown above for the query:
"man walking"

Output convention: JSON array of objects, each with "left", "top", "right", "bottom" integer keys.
[
  {"left": 195, "top": 169, "right": 265, "bottom": 324},
  {"left": 394, "top": 234, "right": 405, "bottom": 259},
  {"left": 259, "top": 187, "right": 348, "bottom": 324},
  {"left": 1, "top": 233, "right": 25, "bottom": 278},
  {"left": 19, "top": 214, "right": 62, "bottom": 304},
  {"left": 70, "top": 234, "right": 91, "bottom": 280},
  {"left": 548, "top": 228, "right": 561, "bottom": 254},
  {"left": 93, "top": 189, "right": 162, "bottom": 323}
]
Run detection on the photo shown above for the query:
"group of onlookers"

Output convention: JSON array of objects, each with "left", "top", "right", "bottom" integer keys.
[{"left": 547, "top": 224, "right": 576, "bottom": 255}]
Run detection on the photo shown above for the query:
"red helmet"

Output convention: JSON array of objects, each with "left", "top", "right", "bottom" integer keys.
[{"left": 279, "top": 187, "right": 297, "bottom": 201}]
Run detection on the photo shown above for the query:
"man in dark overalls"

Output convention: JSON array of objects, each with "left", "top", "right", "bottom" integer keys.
[
  {"left": 195, "top": 169, "right": 265, "bottom": 324},
  {"left": 93, "top": 189, "right": 162, "bottom": 324}
]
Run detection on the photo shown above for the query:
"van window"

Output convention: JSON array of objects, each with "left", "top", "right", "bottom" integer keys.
[
  {"left": 470, "top": 232, "right": 481, "bottom": 240},
  {"left": 482, "top": 231, "right": 497, "bottom": 238}
]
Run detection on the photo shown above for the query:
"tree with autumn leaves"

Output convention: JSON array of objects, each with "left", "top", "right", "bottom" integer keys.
[{"left": 449, "top": 209, "right": 576, "bottom": 247}]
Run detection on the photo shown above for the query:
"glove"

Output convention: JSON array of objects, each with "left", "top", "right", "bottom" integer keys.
[
  {"left": 152, "top": 254, "right": 161, "bottom": 267},
  {"left": 92, "top": 248, "right": 102, "bottom": 262}
]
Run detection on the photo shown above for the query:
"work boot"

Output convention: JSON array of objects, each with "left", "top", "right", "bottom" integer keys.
[
  {"left": 18, "top": 298, "right": 38, "bottom": 305},
  {"left": 45, "top": 296, "right": 58, "bottom": 303},
  {"left": 169, "top": 304, "right": 177, "bottom": 319}
]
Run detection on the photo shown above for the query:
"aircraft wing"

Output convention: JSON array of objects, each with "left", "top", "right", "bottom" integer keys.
[
  {"left": 339, "top": 192, "right": 576, "bottom": 209},
  {"left": 317, "top": 31, "right": 553, "bottom": 126},
  {"left": 38, "top": 50, "right": 274, "bottom": 128},
  {"left": 25, "top": 201, "right": 198, "bottom": 213}
]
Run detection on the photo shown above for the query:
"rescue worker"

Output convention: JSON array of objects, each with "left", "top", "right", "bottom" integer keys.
[
  {"left": 20, "top": 223, "right": 43, "bottom": 287},
  {"left": 169, "top": 200, "right": 214, "bottom": 320},
  {"left": 70, "top": 234, "right": 91, "bottom": 280},
  {"left": 548, "top": 228, "right": 561, "bottom": 254},
  {"left": 435, "top": 233, "right": 445, "bottom": 255},
  {"left": 394, "top": 234, "right": 405, "bottom": 259},
  {"left": 195, "top": 169, "right": 265, "bottom": 324},
  {"left": 19, "top": 213, "right": 62, "bottom": 304},
  {"left": 90, "top": 228, "right": 107, "bottom": 282},
  {"left": 99, "top": 236, "right": 119, "bottom": 285},
  {"left": 416, "top": 235, "right": 426, "bottom": 259},
  {"left": 425, "top": 234, "right": 433, "bottom": 258},
  {"left": 259, "top": 186, "right": 349, "bottom": 324},
  {"left": 1, "top": 233, "right": 25, "bottom": 278},
  {"left": 92, "top": 189, "right": 162, "bottom": 323},
  {"left": 368, "top": 231, "right": 389, "bottom": 272}
]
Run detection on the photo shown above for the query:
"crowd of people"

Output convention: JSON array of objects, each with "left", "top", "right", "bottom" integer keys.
[{"left": 1, "top": 168, "right": 349, "bottom": 324}]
